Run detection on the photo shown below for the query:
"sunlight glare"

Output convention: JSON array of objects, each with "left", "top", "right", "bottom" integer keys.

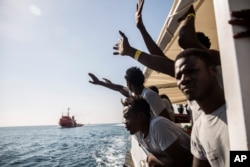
[{"left": 29, "top": 5, "right": 41, "bottom": 16}]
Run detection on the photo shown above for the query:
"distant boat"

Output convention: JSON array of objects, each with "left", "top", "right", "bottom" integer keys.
[{"left": 59, "top": 108, "right": 83, "bottom": 128}]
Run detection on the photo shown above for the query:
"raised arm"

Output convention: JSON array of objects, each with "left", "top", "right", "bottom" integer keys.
[
  {"left": 135, "top": 0, "right": 165, "bottom": 57},
  {"left": 113, "top": 31, "right": 175, "bottom": 77},
  {"left": 178, "top": 6, "right": 208, "bottom": 50},
  {"left": 88, "top": 73, "right": 129, "bottom": 97}
]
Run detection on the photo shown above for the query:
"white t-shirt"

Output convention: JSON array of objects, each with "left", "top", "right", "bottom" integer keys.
[
  {"left": 188, "top": 65, "right": 224, "bottom": 123},
  {"left": 187, "top": 100, "right": 202, "bottom": 123},
  {"left": 137, "top": 116, "right": 190, "bottom": 154},
  {"left": 161, "top": 98, "right": 175, "bottom": 121},
  {"left": 141, "top": 88, "right": 165, "bottom": 116},
  {"left": 191, "top": 104, "right": 229, "bottom": 167}
]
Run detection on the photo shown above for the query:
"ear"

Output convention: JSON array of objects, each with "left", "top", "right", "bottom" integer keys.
[{"left": 208, "top": 65, "right": 217, "bottom": 77}]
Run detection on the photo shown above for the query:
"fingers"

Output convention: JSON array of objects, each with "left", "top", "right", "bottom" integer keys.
[
  {"left": 177, "top": 5, "right": 195, "bottom": 22},
  {"left": 88, "top": 73, "right": 97, "bottom": 79},
  {"left": 113, "top": 44, "right": 119, "bottom": 55},
  {"left": 102, "top": 78, "right": 112, "bottom": 83},
  {"left": 113, "top": 43, "right": 118, "bottom": 49},
  {"left": 88, "top": 73, "right": 94, "bottom": 77},
  {"left": 228, "top": 19, "right": 250, "bottom": 27},
  {"left": 233, "top": 31, "right": 250, "bottom": 38},
  {"left": 137, "top": 0, "right": 144, "bottom": 15},
  {"left": 88, "top": 73, "right": 99, "bottom": 82},
  {"left": 231, "top": 9, "right": 250, "bottom": 19},
  {"left": 121, "top": 98, "right": 127, "bottom": 107},
  {"left": 118, "top": 30, "right": 127, "bottom": 39},
  {"left": 229, "top": 9, "right": 250, "bottom": 39}
]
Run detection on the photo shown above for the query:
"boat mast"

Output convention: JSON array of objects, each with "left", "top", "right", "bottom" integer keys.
[{"left": 67, "top": 107, "right": 70, "bottom": 116}]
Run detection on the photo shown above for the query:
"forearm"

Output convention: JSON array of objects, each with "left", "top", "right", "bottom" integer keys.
[
  {"left": 98, "top": 82, "right": 129, "bottom": 97},
  {"left": 138, "top": 25, "right": 165, "bottom": 57},
  {"left": 147, "top": 154, "right": 174, "bottom": 167},
  {"left": 178, "top": 16, "right": 206, "bottom": 49},
  {"left": 134, "top": 50, "right": 175, "bottom": 77}
]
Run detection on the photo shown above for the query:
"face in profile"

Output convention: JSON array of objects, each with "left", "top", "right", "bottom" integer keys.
[
  {"left": 123, "top": 108, "right": 140, "bottom": 135},
  {"left": 175, "top": 56, "right": 215, "bottom": 101}
]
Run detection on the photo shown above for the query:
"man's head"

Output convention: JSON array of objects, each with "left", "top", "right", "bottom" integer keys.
[
  {"left": 174, "top": 48, "right": 217, "bottom": 101},
  {"left": 122, "top": 96, "right": 151, "bottom": 135},
  {"left": 125, "top": 67, "right": 145, "bottom": 94}
]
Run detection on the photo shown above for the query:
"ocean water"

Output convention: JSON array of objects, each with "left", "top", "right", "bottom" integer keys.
[{"left": 0, "top": 124, "right": 131, "bottom": 167}]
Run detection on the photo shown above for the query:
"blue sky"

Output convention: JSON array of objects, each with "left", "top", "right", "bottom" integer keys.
[{"left": 0, "top": 0, "right": 172, "bottom": 127}]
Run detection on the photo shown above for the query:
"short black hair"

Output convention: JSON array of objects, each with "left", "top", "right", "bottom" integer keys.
[
  {"left": 175, "top": 48, "right": 214, "bottom": 67},
  {"left": 196, "top": 32, "right": 211, "bottom": 49},
  {"left": 122, "top": 96, "right": 151, "bottom": 119},
  {"left": 125, "top": 67, "right": 145, "bottom": 86}
]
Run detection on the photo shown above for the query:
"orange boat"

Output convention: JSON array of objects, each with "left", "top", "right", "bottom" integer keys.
[{"left": 59, "top": 108, "right": 83, "bottom": 128}]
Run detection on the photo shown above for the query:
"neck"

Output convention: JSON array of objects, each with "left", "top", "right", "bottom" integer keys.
[
  {"left": 140, "top": 118, "right": 150, "bottom": 138},
  {"left": 134, "top": 86, "right": 144, "bottom": 95},
  {"left": 197, "top": 85, "right": 225, "bottom": 114}
]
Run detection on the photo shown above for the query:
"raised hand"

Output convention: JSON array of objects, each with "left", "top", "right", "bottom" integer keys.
[
  {"left": 88, "top": 73, "right": 101, "bottom": 85},
  {"left": 135, "top": 0, "right": 145, "bottom": 29},
  {"left": 177, "top": 5, "right": 195, "bottom": 22},
  {"left": 228, "top": 9, "right": 250, "bottom": 38},
  {"left": 113, "top": 31, "right": 132, "bottom": 56}
]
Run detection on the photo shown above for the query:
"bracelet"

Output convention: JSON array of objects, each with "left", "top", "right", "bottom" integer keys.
[
  {"left": 187, "top": 13, "right": 195, "bottom": 18},
  {"left": 134, "top": 50, "right": 142, "bottom": 60}
]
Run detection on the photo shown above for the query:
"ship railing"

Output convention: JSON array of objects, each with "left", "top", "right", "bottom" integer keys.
[{"left": 130, "top": 135, "right": 149, "bottom": 167}]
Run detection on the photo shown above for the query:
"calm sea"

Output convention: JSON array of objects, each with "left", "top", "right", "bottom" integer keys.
[{"left": 0, "top": 124, "right": 131, "bottom": 167}]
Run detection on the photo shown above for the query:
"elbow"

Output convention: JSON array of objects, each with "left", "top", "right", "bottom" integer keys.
[{"left": 178, "top": 34, "right": 189, "bottom": 50}]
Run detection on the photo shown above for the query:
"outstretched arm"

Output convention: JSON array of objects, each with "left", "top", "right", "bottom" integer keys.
[
  {"left": 88, "top": 73, "right": 129, "bottom": 97},
  {"left": 113, "top": 31, "right": 175, "bottom": 77},
  {"left": 135, "top": 0, "right": 165, "bottom": 57}
]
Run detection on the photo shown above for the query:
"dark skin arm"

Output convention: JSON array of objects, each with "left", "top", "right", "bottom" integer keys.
[
  {"left": 113, "top": 31, "right": 175, "bottom": 77},
  {"left": 113, "top": 6, "right": 213, "bottom": 77},
  {"left": 88, "top": 73, "right": 129, "bottom": 97},
  {"left": 135, "top": 0, "right": 166, "bottom": 57},
  {"left": 112, "top": 0, "right": 175, "bottom": 77},
  {"left": 228, "top": 9, "right": 250, "bottom": 38},
  {"left": 178, "top": 6, "right": 207, "bottom": 50},
  {"left": 146, "top": 140, "right": 190, "bottom": 167}
]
